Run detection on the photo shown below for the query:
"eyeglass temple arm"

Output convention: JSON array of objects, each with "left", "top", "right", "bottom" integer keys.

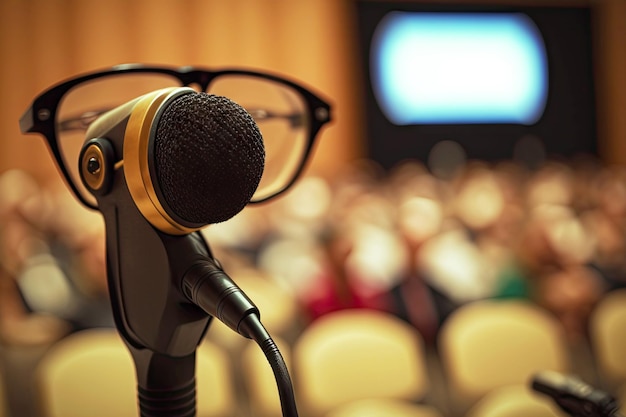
[{"left": 19, "top": 105, "right": 38, "bottom": 134}]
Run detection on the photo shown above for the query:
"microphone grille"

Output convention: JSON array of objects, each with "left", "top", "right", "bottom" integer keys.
[{"left": 153, "top": 92, "right": 265, "bottom": 225}]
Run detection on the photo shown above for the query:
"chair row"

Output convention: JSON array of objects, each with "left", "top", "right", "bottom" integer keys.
[{"left": 30, "top": 288, "right": 626, "bottom": 417}]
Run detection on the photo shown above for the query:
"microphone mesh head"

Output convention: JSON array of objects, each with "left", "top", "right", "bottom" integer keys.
[{"left": 153, "top": 92, "right": 264, "bottom": 225}]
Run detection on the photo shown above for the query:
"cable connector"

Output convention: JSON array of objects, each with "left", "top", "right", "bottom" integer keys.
[{"left": 182, "top": 260, "right": 259, "bottom": 338}]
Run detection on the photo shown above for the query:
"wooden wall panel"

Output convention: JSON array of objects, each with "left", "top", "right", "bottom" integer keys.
[
  {"left": 594, "top": 0, "right": 626, "bottom": 166},
  {"left": 1, "top": 0, "right": 362, "bottom": 190}
]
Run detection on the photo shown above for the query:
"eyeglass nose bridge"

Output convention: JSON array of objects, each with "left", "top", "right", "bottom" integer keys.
[{"left": 179, "top": 69, "right": 216, "bottom": 92}]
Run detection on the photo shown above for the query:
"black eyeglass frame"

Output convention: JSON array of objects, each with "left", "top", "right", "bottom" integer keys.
[{"left": 19, "top": 63, "right": 332, "bottom": 210}]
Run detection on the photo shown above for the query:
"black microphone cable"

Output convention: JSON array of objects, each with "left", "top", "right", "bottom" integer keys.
[
  {"left": 182, "top": 260, "right": 299, "bottom": 417},
  {"left": 239, "top": 314, "right": 300, "bottom": 417}
]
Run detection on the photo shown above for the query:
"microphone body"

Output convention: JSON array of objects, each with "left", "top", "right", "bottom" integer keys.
[
  {"left": 78, "top": 87, "right": 265, "bottom": 416},
  {"left": 96, "top": 136, "right": 209, "bottom": 416}
]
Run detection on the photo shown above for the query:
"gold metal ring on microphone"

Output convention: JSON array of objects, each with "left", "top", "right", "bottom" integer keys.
[{"left": 123, "top": 87, "right": 201, "bottom": 235}]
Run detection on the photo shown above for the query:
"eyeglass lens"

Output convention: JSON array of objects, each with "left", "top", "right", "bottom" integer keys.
[{"left": 55, "top": 73, "right": 311, "bottom": 208}]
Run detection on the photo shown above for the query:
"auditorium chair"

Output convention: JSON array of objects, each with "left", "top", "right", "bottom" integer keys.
[
  {"left": 589, "top": 288, "right": 626, "bottom": 390},
  {"left": 437, "top": 299, "right": 570, "bottom": 415},
  {"left": 292, "top": 308, "right": 432, "bottom": 417},
  {"left": 36, "top": 328, "right": 236, "bottom": 417},
  {"left": 464, "top": 384, "right": 563, "bottom": 417}
]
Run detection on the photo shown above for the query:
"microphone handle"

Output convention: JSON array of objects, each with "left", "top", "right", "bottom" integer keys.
[
  {"left": 129, "top": 345, "right": 197, "bottom": 417},
  {"left": 95, "top": 174, "right": 217, "bottom": 417}
]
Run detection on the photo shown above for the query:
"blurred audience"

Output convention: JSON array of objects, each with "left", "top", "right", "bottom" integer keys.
[
  {"left": 0, "top": 170, "right": 69, "bottom": 346},
  {"left": 0, "top": 170, "right": 113, "bottom": 347},
  {"left": 1, "top": 153, "right": 625, "bottom": 350},
  {"left": 2, "top": 153, "right": 625, "bottom": 417},
  {"left": 247, "top": 154, "right": 623, "bottom": 347}
]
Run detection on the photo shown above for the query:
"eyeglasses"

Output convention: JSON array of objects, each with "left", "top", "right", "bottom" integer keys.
[{"left": 20, "top": 63, "right": 332, "bottom": 210}]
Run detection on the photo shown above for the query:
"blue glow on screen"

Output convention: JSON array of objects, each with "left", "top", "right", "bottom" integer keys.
[{"left": 371, "top": 12, "right": 548, "bottom": 125}]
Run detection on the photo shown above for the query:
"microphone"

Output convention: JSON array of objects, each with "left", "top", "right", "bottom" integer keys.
[
  {"left": 77, "top": 87, "right": 271, "bottom": 416},
  {"left": 152, "top": 92, "right": 264, "bottom": 225},
  {"left": 531, "top": 371, "right": 622, "bottom": 417},
  {"left": 81, "top": 87, "right": 265, "bottom": 233}
]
